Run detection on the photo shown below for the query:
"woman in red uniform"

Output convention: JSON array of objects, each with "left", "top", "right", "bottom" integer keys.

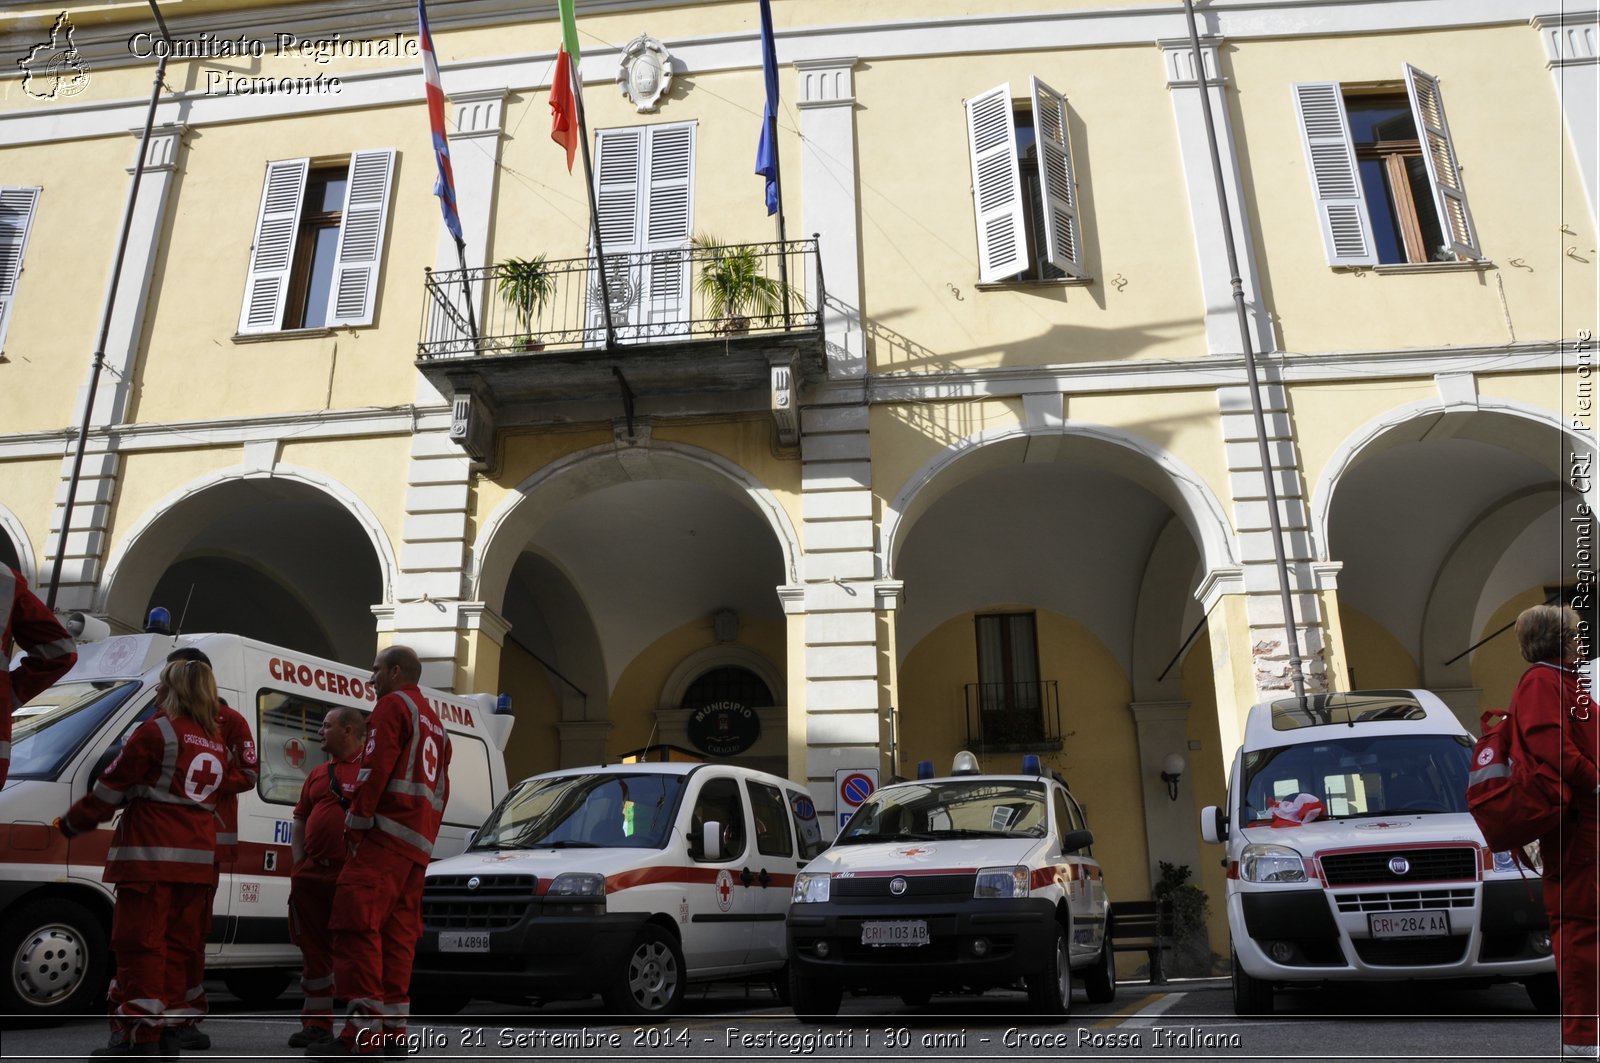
[
  {"left": 61, "top": 658, "right": 230, "bottom": 1058},
  {"left": 1511, "top": 605, "right": 1599, "bottom": 1059}
]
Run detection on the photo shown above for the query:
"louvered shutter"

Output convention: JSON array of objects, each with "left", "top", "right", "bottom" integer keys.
[
  {"left": 1404, "top": 65, "right": 1480, "bottom": 260},
  {"left": 966, "top": 83, "right": 1027, "bottom": 282},
  {"left": 1292, "top": 83, "right": 1376, "bottom": 267},
  {"left": 0, "top": 187, "right": 41, "bottom": 351},
  {"left": 327, "top": 149, "right": 396, "bottom": 327},
  {"left": 1030, "top": 78, "right": 1086, "bottom": 279},
  {"left": 590, "top": 127, "right": 644, "bottom": 340},
  {"left": 237, "top": 159, "right": 309, "bottom": 334},
  {"left": 641, "top": 123, "right": 694, "bottom": 335}
]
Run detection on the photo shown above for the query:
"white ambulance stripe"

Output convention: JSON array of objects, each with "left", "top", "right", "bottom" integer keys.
[
  {"left": 107, "top": 845, "right": 214, "bottom": 864},
  {"left": 394, "top": 690, "right": 447, "bottom": 810}
]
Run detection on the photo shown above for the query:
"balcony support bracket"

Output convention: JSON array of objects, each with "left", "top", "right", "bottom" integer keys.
[{"left": 770, "top": 353, "right": 799, "bottom": 447}]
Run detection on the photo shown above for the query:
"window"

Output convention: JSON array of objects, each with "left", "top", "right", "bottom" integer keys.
[
  {"left": 237, "top": 149, "right": 395, "bottom": 334},
  {"left": 0, "top": 187, "right": 41, "bottom": 353},
  {"left": 747, "top": 780, "right": 793, "bottom": 858},
  {"left": 965, "top": 79, "right": 1085, "bottom": 283},
  {"left": 681, "top": 666, "right": 773, "bottom": 710},
  {"left": 786, "top": 785, "right": 826, "bottom": 860},
  {"left": 589, "top": 123, "right": 695, "bottom": 340},
  {"left": 974, "top": 612, "right": 1043, "bottom": 742},
  {"left": 688, "top": 776, "right": 746, "bottom": 861},
  {"left": 255, "top": 688, "right": 341, "bottom": 804},
  {"left": 1293, "top": 66, "right": 1479, "bottom": 267}
]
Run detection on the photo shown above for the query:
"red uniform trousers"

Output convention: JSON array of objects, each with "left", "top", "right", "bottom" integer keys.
[
  {"left": 174, "top": 868, "right": 222, "bottom": 1030},
  {"left": 330, "top": 842, "right": 424, "bottom": 1054},
  {"left": 289, "top": 872, "right": 340, "bottom": 1031},
  {"left": 1544, "top": 807, "right": 1599, "bottom": 1048},
  {"left": 107, "top": 882, "right": 211, "bottom": 1045}
]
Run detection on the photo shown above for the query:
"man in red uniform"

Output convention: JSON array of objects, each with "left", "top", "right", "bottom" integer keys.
[
  {"left": 163, "top": 646, "right": 259, "bottom": 1052},
  {"left": 2, "top": 565, "right": 77, "bottom": 787},
  {"left": 318, "top": 645, "right": 450, "bottom": 1058},
  {"left": 287, "top": 706, "right": 366, "bottom": 1050}
]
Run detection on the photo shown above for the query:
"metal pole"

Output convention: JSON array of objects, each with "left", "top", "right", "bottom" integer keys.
[
  {"left": 1181, "top": 0, "right": 1305, "bottom": 698},
  {"left": 454, "top": 237, "right": 480, "bottom": 348},
  {"left": 768, "top": 108, "right": 792, "bottom": 329},
  {"left": 569, "top": 55, "right": 617, "bottom": 348},
  {"left": 46, "top": 3, "right": 172, "bottom": 610}
]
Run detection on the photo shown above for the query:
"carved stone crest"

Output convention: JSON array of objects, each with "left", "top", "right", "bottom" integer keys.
[{"left": 617, "top": 34, "right": 674, "bottom": 112}]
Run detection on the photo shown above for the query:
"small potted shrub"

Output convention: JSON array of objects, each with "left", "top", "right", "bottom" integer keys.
[
  {"left": 495, "top": 255, "right": 555, "bottom": 351},
  {"left": 691, "top": 233, "right": 794, "bottom": 335}
]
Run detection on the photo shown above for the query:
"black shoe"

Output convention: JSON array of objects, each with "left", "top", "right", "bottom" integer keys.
[
  {"left": 157, "top": 1029, "right": 179, "bottom": 1062},
  {"left": 288, "top": 1027, "right": 338, "bottom": 1049},
  {"left": 89, "top": 1043, "right": 157, "bottom": 1058},
  {"left": 175, "top": 1025, "right": 210, "bottom": 1051}
]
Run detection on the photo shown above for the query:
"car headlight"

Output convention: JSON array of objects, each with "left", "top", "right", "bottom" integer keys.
[
  {"left": 1492, "top": 843, "right": 1543, "bottom": 875},
  {"left": 974, "top": 865, "right": 1030, "bottom": 899},
  {"left": 1239, "top": 843, "right": 1307, "bottom": 883},
  {"left": 546, "top": 872, "right": 607, "bottom": 899},
  {"left": 792, "top": 871, "right": 832, "bottom": 903}
]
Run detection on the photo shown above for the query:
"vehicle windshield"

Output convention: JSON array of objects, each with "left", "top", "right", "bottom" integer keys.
[
  {"left": 469, "top": 772, "right": 685, "bottom": 851},
  {"left": 1240, "top": 733, "right": 1473, "bottom": 822},
  {"left": 837, "top": 779, "right": 1048, "bottom": 843},
  {"left": 9, "top": 680, "right": 143, "bottom": 780}
]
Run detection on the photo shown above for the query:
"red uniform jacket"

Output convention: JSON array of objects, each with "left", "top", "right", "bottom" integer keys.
[
  {"left": 293, "top": 755, "right": 361, "bottom": 882},
  {"left": 346, "top": 685, "right": 451, "bottom": 866},
  {"left": 2, "top": 566, "right": 78, "bottom": 787},
  {"left": 64, "top": 713, "right": 227, "bottom": 884},
  {"left": 1516, "top": 662, "right": 1600, "bottom": 802},
  {"left": 213, "top": 700, "right": 259, "bottom": 863}
]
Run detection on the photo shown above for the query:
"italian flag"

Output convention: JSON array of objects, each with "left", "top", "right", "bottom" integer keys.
[{"left": 549, "top": 0, "right": 580, "bottom": 173}]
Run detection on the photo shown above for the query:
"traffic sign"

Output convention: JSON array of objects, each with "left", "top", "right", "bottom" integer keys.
[{"left": 835, "top": 768, "right": 878, "bottom": 813}]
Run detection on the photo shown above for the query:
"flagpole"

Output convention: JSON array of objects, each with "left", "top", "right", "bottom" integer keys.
[
  {"left": 455, "top": 237, "right": 480, "bottom": 348},
  {"left": 568, "top": 55, "right": 617, "bottom": 348},
  {"left": 767, "top": 107, "right": 791, "bottom": 329}
]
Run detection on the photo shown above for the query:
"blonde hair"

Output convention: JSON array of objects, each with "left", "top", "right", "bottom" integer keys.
[
  {"left": 1515, "top": 604, "right": 1580, "bottom": 664},
  {"left": 159, "top": 659, "right": 220, "bottom": 737}
]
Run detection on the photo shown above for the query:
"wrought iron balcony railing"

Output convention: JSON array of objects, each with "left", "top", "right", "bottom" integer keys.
[
  {"left": 418, "top": 239, "right": 822, "bottom": 361},
  {"left": 963, "top": 680, "right": 1063, "bottom": 751}
]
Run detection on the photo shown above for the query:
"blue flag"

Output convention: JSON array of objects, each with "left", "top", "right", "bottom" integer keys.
[{"left": 754, "top": 0, "right": 780, "bottom": 216}]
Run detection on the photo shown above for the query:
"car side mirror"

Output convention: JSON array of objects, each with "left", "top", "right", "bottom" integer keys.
[
  {"left": 1061, "top": 828, "right": 1094, "bottom": 853},
  {"left": 1200, "top": 804, "right": 1228, "bottom": 844},
  {"left": 701, "top": 820, "right": 723, "bottom": 862}
]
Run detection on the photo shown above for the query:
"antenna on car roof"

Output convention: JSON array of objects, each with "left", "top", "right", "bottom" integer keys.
[{"left": 172, "top": 584, "right": 196, "bottom": 641}]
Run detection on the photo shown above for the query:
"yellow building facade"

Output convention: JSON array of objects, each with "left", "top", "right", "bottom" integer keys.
[{"left": 2, "top": 0, "right": 1593, "bottom": 967}]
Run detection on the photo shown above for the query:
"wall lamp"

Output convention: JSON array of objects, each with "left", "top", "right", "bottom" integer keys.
[{"left": 1160, "top": 753, "right": 1186, "bottom": 802}]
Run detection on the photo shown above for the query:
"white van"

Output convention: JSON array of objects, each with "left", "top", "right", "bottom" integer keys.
[
  {"left": 1200, "top": 689, "right": 1555, "bottom": 1015},
  {"left": 409, "top": 759, "right": 823, "bottom": 1015},
  {"left": 0, "top": 629, "right": 512, "bottom": 1020}
]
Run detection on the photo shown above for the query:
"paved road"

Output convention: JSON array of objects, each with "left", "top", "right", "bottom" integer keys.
[{"left": 0, "top": 977, "right": 1560, "bottom": 1061}]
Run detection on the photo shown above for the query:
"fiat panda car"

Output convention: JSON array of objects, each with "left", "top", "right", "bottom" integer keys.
[
  {"left": 1201, "top": 690, "right": 1555, "bottom": 1015},
  {"left": 785, "top": 752, "right": 1113, "bottom": 1018}
]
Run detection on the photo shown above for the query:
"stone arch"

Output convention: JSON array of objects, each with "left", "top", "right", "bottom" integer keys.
[
  {"left": 881, "top": 420, "right": 1239, "bottom": 583},
  {"left": 97, "top": 464, "right": 397, "bottom": 650},
  {"left": 0, "top": 501, "right": 38, "bottom": 582},
  {"left": 472, "top": 440, "right": 804, "bottom": 614}
]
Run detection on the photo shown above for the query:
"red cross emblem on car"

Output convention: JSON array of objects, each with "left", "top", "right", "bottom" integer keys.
[{"left": 284, "top": 740, "right": 306, "bottom": 768}]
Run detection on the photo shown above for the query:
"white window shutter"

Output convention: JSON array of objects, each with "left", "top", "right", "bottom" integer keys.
[
  {"left": 590, "top": 128, "right": 645, "bottom": 340},
  {"left": 642, "top": 123, "right": 694, "bottom": 333},
  {"left": 327, "top": 148, "right": 397, "bottom": 327},
  {"left": 238, "top": 159, "right": 309, "bottom": 334},
  {"left": 1030, "top": 77, "right": 1087, "bottom": 279},
  {"left": 0, "top": 187, "right": 41, "bottom": 352},
  {"left": 1404, "top": 64, "right": 1480, "bottom": 260},
  {"left": 1292, "top": 83, "right": 1376, "bottom": 267},
  {"left": 965, "top": 83, "right": 1027, "bottom": 282}
]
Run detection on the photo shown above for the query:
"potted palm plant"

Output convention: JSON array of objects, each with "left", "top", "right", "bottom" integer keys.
[
  {"left": 691, "top": 234, "right": 794, "bottom": 335},
  {"left": 495, "top": 255, "right": 555, "bottom": 351}
]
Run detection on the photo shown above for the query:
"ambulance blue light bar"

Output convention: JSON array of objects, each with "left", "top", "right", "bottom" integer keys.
[
  {"left": 1022, "top": 754, "right": 1042, "bottom": 775},
  {"left": 916, "top": 760, "right": 935, "bottom": 779},
  {"left": 495, "top": 692, "right": 513, "bottom": 714},
  {"left": 145, "top": 606, "right": 172, "bottom": 635}
]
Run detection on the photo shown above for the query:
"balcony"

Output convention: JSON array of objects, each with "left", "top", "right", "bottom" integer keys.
[
  {"left": 963, "top": 681, "right": 1063, "bottom": 753},
  {"left": 415, "top": 239, "right": 825, "bottom": 460}
]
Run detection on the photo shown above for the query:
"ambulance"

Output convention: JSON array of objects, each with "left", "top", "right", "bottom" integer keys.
[
  {"left": 1200, "top": 689, "right": 1556, "bottom": 1015},
  {"left": 0, "top": 624, "right": 512, "bottom": 1021},
  {"left": 409, "top": 759, "right": 823, "bottom": 1015},
  {"left": 785, "top": 752, "right": 1113, "bottom": 1019}
]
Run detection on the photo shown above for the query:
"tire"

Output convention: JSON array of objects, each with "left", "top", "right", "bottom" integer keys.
[
  {"left": 1025, "top": 921, "right": 1071, "bottom": 1016},
  {"left": 788, "top": 965, "right": 842, "bottom": 1022},
  {"left": 1524, "top": 972, "right": 1560, "bottom": 1014},
  {"left": 1230, "top": 950, "right": 1274, "bottom": 1016},
  {"left": 0, "top": 898, "right": 109, "bottom": 1023},
  {"left": 1083, "top": 932, "right": 1117, "bottom": 1005},
  {"left": 602, "top": 925, "right": 685, "bottom": 1016},
  {"left": 221, "top": 968, "right": 293, "bottom": 1010}
]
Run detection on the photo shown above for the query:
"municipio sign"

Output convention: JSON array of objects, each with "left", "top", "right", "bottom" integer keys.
[{"left": 686, "top": 700, "right": 760, "bottom": 757}]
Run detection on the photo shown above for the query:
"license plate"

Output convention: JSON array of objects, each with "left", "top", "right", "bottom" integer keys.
[
  {"left": 1368, "top": 911, "right": 1450, "bottom": 939},
  {"left": 437, "top": 931, "right": 490, "bottom": 953},
  {"left": 861, "top": 920, "right": 929, "bottom": 947}
]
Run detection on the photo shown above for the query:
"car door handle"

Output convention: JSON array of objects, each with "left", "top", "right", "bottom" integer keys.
[
  {"left": 757, "top": 867, "right": 771, "bottom": 888},
  {"left": 740, "top": 866, "right": 755, "bottom": 887}
]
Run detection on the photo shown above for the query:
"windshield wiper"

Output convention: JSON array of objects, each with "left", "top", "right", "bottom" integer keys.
[
  {"left": 837, "top": 831, "right": 937, "bottom": 845},
  {"left": 928, "top": 828, "right": 1010, "bottom": 839}
]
